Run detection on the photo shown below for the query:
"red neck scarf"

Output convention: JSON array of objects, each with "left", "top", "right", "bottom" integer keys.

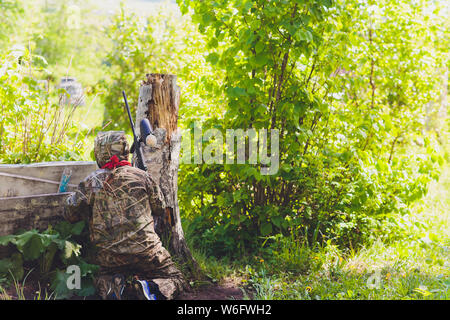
[{"left": 101, "top": 155, "right": 131, "bottom": 170}]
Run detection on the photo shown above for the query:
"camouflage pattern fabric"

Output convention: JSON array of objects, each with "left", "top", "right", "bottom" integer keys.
[
  {"left": 64, "top": 131, "right": 186, "bottom": 300},
  {"left": 94, "top": 131, "right": 130, "bottom": 168},
  {"left": 95, "top": 274, "right": 125, "bottom": 300}
]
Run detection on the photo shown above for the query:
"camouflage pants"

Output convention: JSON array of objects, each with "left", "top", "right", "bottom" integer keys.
[{"left": 93, "top": 244, "right": 186, "bottom": 300}]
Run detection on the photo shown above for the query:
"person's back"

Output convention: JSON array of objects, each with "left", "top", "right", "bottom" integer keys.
[{"left": 85, "top": 165, "right": 164, "bottom": 256}]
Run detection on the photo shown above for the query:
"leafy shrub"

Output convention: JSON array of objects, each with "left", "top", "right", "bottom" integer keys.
[
  {"left": 0, "top": 46, "right": 86, "bottom": 163},
  {"left": 178, "top": 0, "right": 447, "bottom": 256},
  {"left": 101, "top": 4, "right": 221, "bottom": 131},
  {"left": 0, "top": 0, "right": 23, "bottom": 45},
  {"left": 0, "top": 221, "right": 99, "bottom": 299}
]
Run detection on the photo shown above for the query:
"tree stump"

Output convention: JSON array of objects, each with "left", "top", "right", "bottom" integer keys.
[{"left": 135, "top": 73, "right": 202, "bottom": 279}]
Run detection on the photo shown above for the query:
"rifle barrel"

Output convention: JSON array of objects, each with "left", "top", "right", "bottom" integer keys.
[{"left": 122, "top": 91, "right": 147, "bottom": 171}]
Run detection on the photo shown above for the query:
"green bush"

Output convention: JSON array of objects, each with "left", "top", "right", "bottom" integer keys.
[
  {"left": 0, "top": 221, "right": 99, "bottom": 299},
  {"left": 100, "top": 4, "right": 219, "bottom": 130},
  {"left": 0, "top": 47, "right": 86, "bottom": 163},
  {"left": 0, "top": 0, "right": 23, "bottom": 46},
  {"left": 177, "top": 0, "right": 447, "bottom": 256}
]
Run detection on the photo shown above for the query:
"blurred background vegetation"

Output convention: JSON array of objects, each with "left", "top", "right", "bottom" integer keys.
[{"left": 0, "top": 0, "right": 448, "bottom": 299}]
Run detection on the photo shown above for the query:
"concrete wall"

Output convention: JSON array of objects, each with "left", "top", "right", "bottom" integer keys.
[
  {"left": 0, "top": 161, "right": 97, "bottom": 234},
  {"left": 0, "top": 161, "right": 97, "bottom": 197},
  {"left": 0, "top": 193, "right": 71, "bottom": 258},
  {"left": 0, "top": 161, "right": 97, "bottom": 258},
  {"left": 0, "top": 193, "right": 70, "bottom": 236}
]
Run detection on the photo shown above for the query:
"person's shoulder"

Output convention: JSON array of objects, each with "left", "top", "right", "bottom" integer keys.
[
  {"left": 81, "top": 168, "right": 110, "bottom": 187},
  {"left": 117, "top": 165, "right": 146, "bottom": 173},
  {"left": 85, "top": 168, "right": 110, "bottom": 180},
  {"left": 116, "top": 166, "right": 149, "bottom": 178},
  {"left": 115, "top": 166, "right": 153, "bottom": 187}
]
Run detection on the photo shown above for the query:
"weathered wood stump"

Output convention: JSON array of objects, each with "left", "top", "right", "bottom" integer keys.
[{"left": 135, "top": 74, "right": 203, "bottom": 279}]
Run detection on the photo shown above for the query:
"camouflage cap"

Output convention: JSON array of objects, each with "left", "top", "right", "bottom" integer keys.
[{"left": 94, "top": 131, "right": 130, "bottom": 167}]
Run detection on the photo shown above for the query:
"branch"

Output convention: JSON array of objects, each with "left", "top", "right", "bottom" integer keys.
[{"left": 388, "top": 135, "right": 400, "bottom": 163}]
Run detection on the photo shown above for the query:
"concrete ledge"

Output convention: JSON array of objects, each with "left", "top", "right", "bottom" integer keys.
[
  {"left": 0, "top": 192, "right": 72, "bottom": 237},
  {"left": 0, "top": 161, "right": 96, "bottom": 258},
  {"left": 0, "top": 192, "right": 74, "bottom": 258},
  {"left": 0, "top": 161, "right": 96, "bottom": 197}
]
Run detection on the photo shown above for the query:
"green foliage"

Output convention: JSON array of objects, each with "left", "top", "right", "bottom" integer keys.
[
  {"left": 247, "top": 231, "right": 449, "bottom": 300},
  {"left": 101, "top": 6, "right": 157, "bottom": 128},
  {"left": 0, "top": 0, "right": 448, "bottom": 300},
  {"left": 0, "top": 46, "right": 86, "bottom": 163},
  {"left": 0, "top": 221, "right": 99, "bottom": 299},
  {"left": 178, "top": 0, "right": 447, "bottom": 256},
  {"left": 0, "top": 253, "right": 24, "bottom": 283},
  {"left": 193, "top": 161, "right": 449, "bottom": 300},
  {"left": 30, "top": 0, "right": 108, "bottom": 87},
  {"left": 101, "top": 3, "right": 219, "bottom": 131},
  {"left": 32, "top": 1, "right": 82, "bottom": 67},
  {"left": 0, "top": 0, "right": 23, "bottom": 45}
]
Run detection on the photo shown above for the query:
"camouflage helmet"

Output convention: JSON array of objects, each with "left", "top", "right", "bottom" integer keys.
[{"left": 94, "top": 131, "right": 130, "bottom": 167}]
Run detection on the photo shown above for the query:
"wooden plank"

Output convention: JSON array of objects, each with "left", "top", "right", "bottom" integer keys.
[{"left": 0, "top": 161, "right": 97, "bottom": 258}]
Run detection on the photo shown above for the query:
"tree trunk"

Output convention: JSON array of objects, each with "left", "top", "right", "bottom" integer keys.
[{"left": 135, "top": 73, "right": 203, "bottom": 279}]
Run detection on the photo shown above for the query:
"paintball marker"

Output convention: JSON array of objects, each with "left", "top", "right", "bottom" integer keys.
[
  {"left": 122, "top": 91, "right": 157, "bottom": 171},
  {"left": 122, "top": 91, "right": 174, "bottom": 228},
  {"left": 140, "top": 116, "right": 157, "bottom": 147}
]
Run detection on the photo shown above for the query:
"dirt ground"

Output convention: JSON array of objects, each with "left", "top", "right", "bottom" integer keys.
[
  {"left": 178, "top": 278, "right": 245, "bottom": 300},
  {"left": 1, "top": 277, "right": 247, "bottom": 300}
]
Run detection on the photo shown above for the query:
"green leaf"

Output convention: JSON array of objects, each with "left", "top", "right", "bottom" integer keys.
[
  {"left": 78, "top": 260, "right": 100, "bottom": 277},
  {"left": 0, "top": 253, "right": 23, "bottom": 281},
  {"left": 54, "top": 220, "right": 85, "bottom": 239},
  {"left": 75, "top": 278, "right": 96, "bottom": 297},
  {"left": 62, "top": 241, "right": 81, "bottom": 260},
  {"left": 254, "top": 41, "right": 265, "bottom": 53},
  {"left": 226, "top": 86, "right": 246, "bottom": 98},
  {"left": 51, "top": 269, "right": 73, "bottom": 300},
  {"left": 15, "top": 231, "right": 46, "bottom": 261},
  {"left": 71, "top": 221, "right": 85, "bottom": 236},
  {"left": 206, "top": 52, "right": 220, "bottom": 65},
  {"left": 296, "top": 30, "right": 313, "bottom": 42},
  {"left": 54, "top": 221, "right": 73, "bottom": 238},
  {"left": 40, "top": 242, "right": 58, "bottom": 274},
  {"left": 320, "top": 0, "right": 333, "bottom": 8},
  {"left": 271, "top": 216, "right": 284, "bottom": 229},
  {"left": 260, "top": 222, "right": 273, "bottom": 236},
  {"left": 254, "top": 53, "right": 269, "bottom": 66},
  {"left": 0, "top": 235, "right": 15, "bottom": 247}
]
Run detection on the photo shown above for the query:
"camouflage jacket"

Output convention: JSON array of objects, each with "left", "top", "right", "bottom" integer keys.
[{"left": 64, "top": 165, "right": 166, "bottom": 256}]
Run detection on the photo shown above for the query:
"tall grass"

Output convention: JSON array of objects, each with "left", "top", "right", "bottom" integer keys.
[{"left": 0, "top": 269, "right": 55, "bottom": 300}]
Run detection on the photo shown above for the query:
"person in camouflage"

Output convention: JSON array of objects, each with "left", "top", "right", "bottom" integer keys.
[{"left": 63, "top": 131, "right": 186, "bottom": 300}]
